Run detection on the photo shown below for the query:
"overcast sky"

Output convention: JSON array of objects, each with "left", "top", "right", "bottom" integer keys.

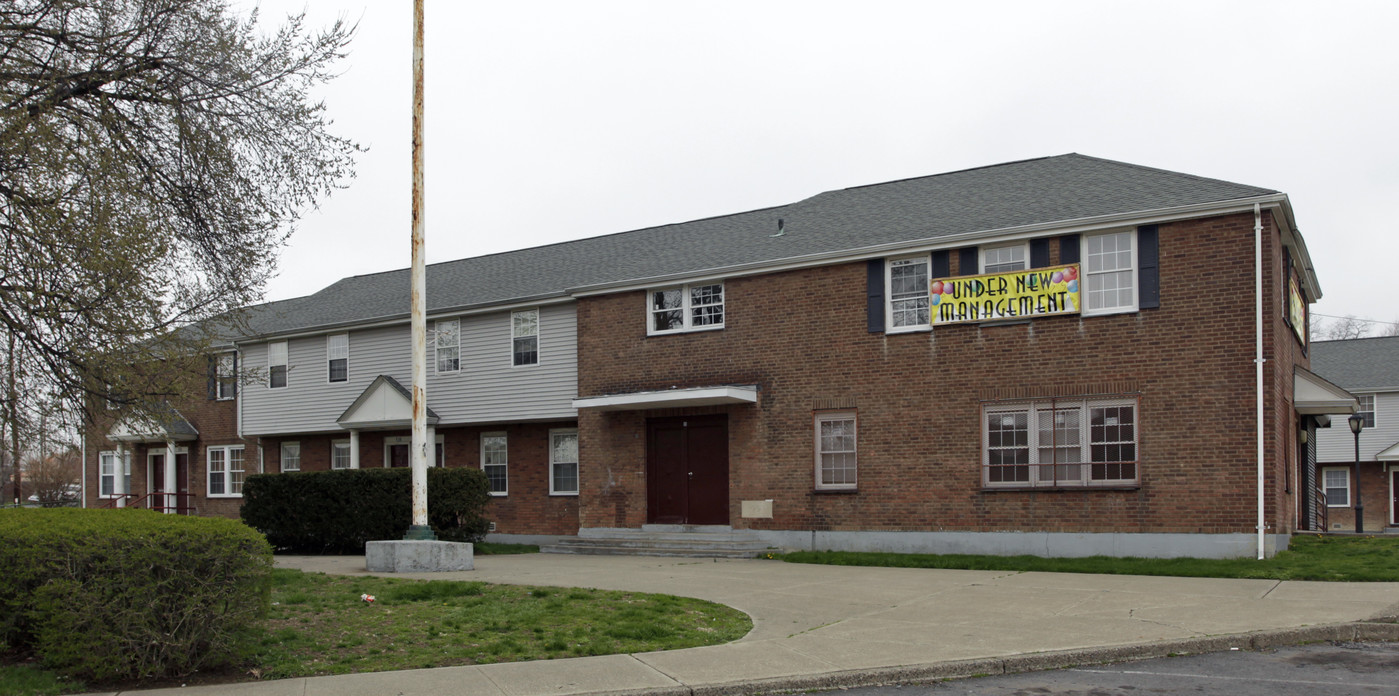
[{"left": 242, "top": 0, "right": 1398, "bottom": 332}]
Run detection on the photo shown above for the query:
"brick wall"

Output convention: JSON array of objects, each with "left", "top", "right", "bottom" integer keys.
[{"left": 576, "top": 211, "right": 1304, "bottom": 535}]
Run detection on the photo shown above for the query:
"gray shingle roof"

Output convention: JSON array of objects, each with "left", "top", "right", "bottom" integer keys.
[
  {"left": 1310, "top": 337, "right": 1399, "bottom": 391},
  {"left": 239, "top": 153, "right": 1278, "bottom": 339}
]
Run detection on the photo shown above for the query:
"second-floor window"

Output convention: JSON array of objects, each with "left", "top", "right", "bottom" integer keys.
[
  {"left": 1083, "top": 231, "right": 1137, "bottom": 315},
  {"left": 435, "top": 319, "right": 460, "bottom": 373},
  {"left": 982, "top": 244, "right": 1027, "bottom": 273},
  {"left": 512, "top": 309, "right": 539, "bottom": 365},
  {"left": 1357, "top": 394, "right": 1376, "bottom": 428},
  {"left": 216, "top": 353, "right": 237, "bottom": 400},
  {"left": 268, "top": 341, "right": 288, "bottom": 389},
  {"left": 649, "top": 283, "right": 724, "bottom": 335},
  {"left": 327, "top": 333, "right": 349, "bottom": 383},
  {"left": 887, "top": 256, "right": 930, "bottom": 331}
]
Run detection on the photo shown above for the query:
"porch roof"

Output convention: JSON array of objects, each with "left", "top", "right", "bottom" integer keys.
[
  {"left": 108, "top": 405, "right": 199, "bottom": 443},
  {"left": 572, "top": 385, "right": 759, "bottom": 412},
  {"left": 1295, "top": 366, "right": 1358, "bottom": 416},
  {"left": 337, "top": 374, "right": 440, "bottom": 430}
]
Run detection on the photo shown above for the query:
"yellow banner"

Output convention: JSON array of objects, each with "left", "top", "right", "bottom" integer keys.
[{"left": 932, "top": 264, "right": 1081, "bottom": 324}]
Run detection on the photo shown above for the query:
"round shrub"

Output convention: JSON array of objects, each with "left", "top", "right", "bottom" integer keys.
[{"left": 0, "top": 508, "right": 272, "bottom": 681}]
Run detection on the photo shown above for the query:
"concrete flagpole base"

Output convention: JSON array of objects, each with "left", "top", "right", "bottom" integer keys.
[{"left": 366, "top": 540, "right": 474, "bottom": 572}]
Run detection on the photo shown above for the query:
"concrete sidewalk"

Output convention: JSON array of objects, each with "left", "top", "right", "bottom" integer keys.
[{"left": 112, "top": 554, "right": 1399, "bottom": 695}]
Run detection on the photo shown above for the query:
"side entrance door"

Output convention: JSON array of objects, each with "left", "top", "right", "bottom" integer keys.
[{"left": 646, "top": 415, "right": 728, "bottom": 525}]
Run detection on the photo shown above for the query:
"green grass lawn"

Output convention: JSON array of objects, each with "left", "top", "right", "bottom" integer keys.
[
  {"left": 0, "top": 566, "right": 750, "bottom": 695},
  {"left": 779, "top": 533, "right": 1399, "bottom": 581}
]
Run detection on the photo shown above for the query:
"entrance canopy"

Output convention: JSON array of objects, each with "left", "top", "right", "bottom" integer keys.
[
  {"left": 1294, "top": 367, "right": 1358, "bottom": 416},
  {"left": 572, "top": 385, "right": 758, "bottom": 412},
  {"left": 108, "top": 404, "right": 198, "bottom": 443},
  {"left": 338, "top": 374, "right": 440, "bottom": 430}
]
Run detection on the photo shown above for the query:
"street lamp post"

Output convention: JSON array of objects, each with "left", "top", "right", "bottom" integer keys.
[{"left": 1348, "top": 413, "right": 1365, "bottom": 534}]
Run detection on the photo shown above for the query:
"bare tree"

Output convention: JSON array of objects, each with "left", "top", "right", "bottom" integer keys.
[
  {"left": 1, "top": 0, "right": 360, "bottom": 430},
  {"left": 1379, "top": 320, "right": 1399, "bottom": 337},
  {"left": 25, "top": 446, "right": 80, "bottom": 507},
  {"left": 1318, "top": 315, "right": 1372, "bottom": 341}
]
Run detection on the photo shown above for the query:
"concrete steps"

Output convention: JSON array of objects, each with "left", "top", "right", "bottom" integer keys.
[{"left": 540, "top": 525, "right": 770, "bottom": 558}]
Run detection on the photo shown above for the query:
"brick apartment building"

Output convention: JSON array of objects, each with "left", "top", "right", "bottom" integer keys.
[
  {"left": 1310, "top": 336, "right": 1399, "bottom": 532},
  {"left": 83, "top": 154, "right": 1357, "bottom": 558}
]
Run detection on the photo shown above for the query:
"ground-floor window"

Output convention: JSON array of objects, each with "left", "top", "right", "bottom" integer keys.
[
  {"left": 208, "top": 445, "right": 245, "bottom": 497},
  {"left": 332, "top": 440, "right": 352, "bottom": 469},
  {"left": 281, "top": 441, "right": 300, "bottom": 472},
  {"left": 549, "top": 429, "right": 578, "bottom": 495},
  {"left": 1322, "top": 467, "right": 1350, "bottom": 507},
  {"left": 482, "top": 432, "right": 508, "bottom": 495},
  {"left": 98, "top": 451, "right": 129, "bottom": 497},
  {"left": 815, "top": 412, "right": 857, "bottom": 490},
  {"left": 983, "top": 397, "right": 1138, "bottom": 488}
]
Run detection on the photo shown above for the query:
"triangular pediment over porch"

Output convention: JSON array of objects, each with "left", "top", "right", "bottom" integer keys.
[
  {"left": 109, "top": 404, "right": 199, "bottom": 443},
  {"left": 1295, "top": 366, "right": 1358, "bottom": 415},
  {"left": 337, "top": 375, "right": 440, "bottom": 430}
]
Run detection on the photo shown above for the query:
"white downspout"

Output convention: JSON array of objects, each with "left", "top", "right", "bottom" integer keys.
[
  {"left": 1255, "top": 203, "right": 1266, "bottom": 560},
  {"left": 80, "top": 431, "right": 87, "bottom": 508}
]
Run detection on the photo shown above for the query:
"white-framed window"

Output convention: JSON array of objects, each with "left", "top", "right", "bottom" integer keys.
[
  {"left": 983, "top": 397, "right": 1138, "bottom": 488},
  {"left": 327, "top": 333, "right": 349, "bottom": 383},
  {"left": 1323, "top": 467, "right": 1351, "bottom": 507},
  {"left": 383, "top": 435, "right": 445, "bottom": 468},
  {"left": 512, "top": 309, "right": 539, "bottom": 366},
  {"left": 648, "top": 283, "right": 725, "bottom": 335},
  {"left": 886, "top": 255, "right": 930, "bottom": 331},
  {"left": 815, "top": 412, "right": 857, "bottom": 490},
  {"left": 1357, "top": 394, "right": 1376, "bottom": 429},
  {"left": 549, "top": 429, "right": 579, "bottom": 495},
  {"left": 99, "top": 451, "right": 120, "bottom": 498},
  {"left": 268, "top": 341, "right": 288, "bottom": 389},
  {"left": 208, "top": 445, "right": 245, "bottom": 497},
  {"left": 280, "top": 441, "right": 301, "bottom": 472},
  {"left": 331, "top": 440, "right": 352, "bottom": 470},
  {"left": 1082, "top": 230, "right": 1137, "bottom": 315},
  {"left": 216, "top": 353, "right": 237, "bottom": 400},
  {"left": 481, "top": 432, "right": 508, "bottom": 496},
  {"left": 435, "top": 319, "right": 460, "bottom": 373},
  {"left": 981, "top": 244, "right": 1028, "bottom": 274}
]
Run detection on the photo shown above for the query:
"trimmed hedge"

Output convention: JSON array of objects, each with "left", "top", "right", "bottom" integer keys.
[
  {"left": 0, "top": 508, "right": 272, "bottom": 681},
  {"left": 240, "top": 466, "right": 492, "bottom": 553}
]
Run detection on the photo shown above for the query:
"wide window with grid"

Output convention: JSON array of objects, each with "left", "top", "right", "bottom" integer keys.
[
  {"left": 649, "top": 283, "right": 724, "bottom": 334},
  {"left": 481, "top": 432, "right": 508, "bottom": 495},
  {"left": 983, "top": 397, "right": 1138, "bottom": 488},
  {"left": 512, "top": 310, "right": 539, "bottom": 365},
  {"left": 1083, "top": 231, "right": 1136, "bottom": 314},
  {"left": 327, "top": 333, "right": 349, "bottom": 382},
  {"left": 887, "top": 256, "right": 930, "bottom": 330},
  {"left": 208, "top": 445, "right": 245, "bottom": 497},
  {"left": 435, "top": 319, "right": 460, "bottom": 373},
  {"left": 815, "top": 412, "right": 857, "bottom": 490},
  {"left": 549, "top": 429, "right": 579, "bottom": 495}
]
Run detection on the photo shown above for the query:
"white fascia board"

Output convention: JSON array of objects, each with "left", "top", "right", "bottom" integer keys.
[
  {"left": 236, "top": 295, "right": 573, "bottom": 344},
  {"left": 573, "top": 385, "right": 759, "bottom": 411},
  {"left": 568, "top": 195, "right": 1291, "bottom": 298}
]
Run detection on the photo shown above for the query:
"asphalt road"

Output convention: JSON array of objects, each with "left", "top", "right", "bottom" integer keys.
[{"left": 794, "top": 642, "right": 1399, "bottom": 695}]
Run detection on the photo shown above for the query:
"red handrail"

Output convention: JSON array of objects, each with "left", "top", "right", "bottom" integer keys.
[{"left": 100, "top": 491, "right": 197, "bottom": 515}]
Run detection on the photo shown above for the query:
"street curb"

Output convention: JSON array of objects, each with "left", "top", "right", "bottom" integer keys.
[{"left": 661, "top": 621, "right": 1399, "bottom": 696}]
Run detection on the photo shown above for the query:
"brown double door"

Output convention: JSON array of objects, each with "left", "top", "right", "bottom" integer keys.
[{"left": 646, "top": 415, "right": 729, "bottom": 525}]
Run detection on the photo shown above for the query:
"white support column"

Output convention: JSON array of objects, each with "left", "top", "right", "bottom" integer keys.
[
  {"left": 427, "top": 426, "right": 436, "bottom": 467},
  {"left": 350, "top": 429, "right": 361, "bottom": 469},
  {"left": 116, "top": 443, "right": 128, "bottom": 507},
  {"left": 164, "top": 439, "right": 177, "bottom": 514}
]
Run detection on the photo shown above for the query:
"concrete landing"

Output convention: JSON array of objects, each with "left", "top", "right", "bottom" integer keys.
[{"left": 364, "top": 540, "right": 473, "bottom": 572}]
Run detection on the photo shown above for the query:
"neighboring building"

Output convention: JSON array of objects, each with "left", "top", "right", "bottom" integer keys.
[
  {"left": 1311, "top": 336, "right": 1399, "bottom": 532},
  {"left": 83, "top": 154, "right": 1354, "bottom": 557}
]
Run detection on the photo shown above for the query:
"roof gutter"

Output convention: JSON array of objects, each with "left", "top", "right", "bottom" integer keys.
[
  {"left": 234, "top": 294, "right": 573, "bottom": 343},
  {"left": 568, "top": 194, "right": 1294, "bottom": 297}
]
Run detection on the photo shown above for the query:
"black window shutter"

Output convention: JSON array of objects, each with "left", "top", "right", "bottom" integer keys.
[
  {"left": 866, "top": 259, "right": 885, "bottom": 333},
  {"left": 932, "top": 250, "right": 950, "bottom": 279},
  {"left": 1030, "top": 239, "right": 1050, "bottom": 269},
  {"left": 1138, "top": 225, "right": 1160, "bottom": 309},
  {"left": 958, "top": 247, "right": 978, "bottom": 276},
  {"left": 231, "top": 353, "right": 238, "bottom": 397},
  {"left": 1059, "top": 234, "right": 1080, "bottom": 265},
  {"left": 206, "top": 355, "right": 217, "bottom": 400}
]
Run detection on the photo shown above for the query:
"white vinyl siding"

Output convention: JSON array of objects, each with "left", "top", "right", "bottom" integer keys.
[
  {"left": 1315, "top": 391, "right": 1399, "bottom": 464},
  {"left": 239, "top": 304, "right": 578, "bottom": 436}
]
